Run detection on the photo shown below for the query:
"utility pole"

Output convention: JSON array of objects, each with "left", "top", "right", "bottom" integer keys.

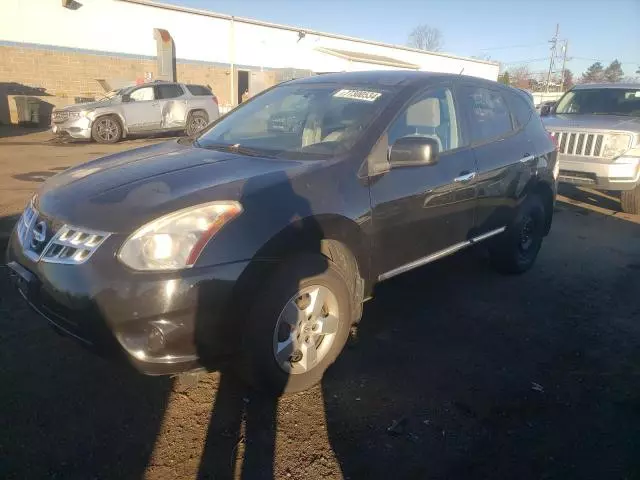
[
  {"left": 560, "top": 40, "right": 569, "bottom": 91},
  {"left": 546, "top": 24, "right": 559, "bottom": 93}
]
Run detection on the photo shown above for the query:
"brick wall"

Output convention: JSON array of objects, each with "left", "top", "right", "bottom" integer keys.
[{"left": 0, "top": 44, "right": 281, "bottom": 125}]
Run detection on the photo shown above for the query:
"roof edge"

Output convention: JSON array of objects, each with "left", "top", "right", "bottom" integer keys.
[{"left": 116, "top": 0, "right": 500, "bottom": 67}]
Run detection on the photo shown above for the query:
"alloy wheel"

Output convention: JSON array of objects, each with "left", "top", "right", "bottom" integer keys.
[
  {"left": 96, "top": 118, "right": 119, "bottom": 142},
  {"left": 272, "top": 285, "right": 340, "bottom": 375}
]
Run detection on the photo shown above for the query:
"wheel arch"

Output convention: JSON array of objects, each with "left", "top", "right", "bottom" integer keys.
[
  {"left": 91, "top": 111, "right": 128, "bottom": 138},
  {"left": 529, "top": 180, "right": 555, "bottom": 235}
]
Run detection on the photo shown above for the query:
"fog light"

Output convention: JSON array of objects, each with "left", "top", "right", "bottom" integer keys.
[{"left": 147, "top": 325, "right": 166, "bottom": 353}]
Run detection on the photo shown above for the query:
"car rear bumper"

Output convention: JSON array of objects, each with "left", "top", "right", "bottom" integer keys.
[
  {"left": 51, "top": 117, "right": 92, "bottom": 139},
  {"left": 558, "top": 155, "right": 640, "bottom": 191},
  {"left": 5, "top": 229, "right": 252, "bottom": 376}
]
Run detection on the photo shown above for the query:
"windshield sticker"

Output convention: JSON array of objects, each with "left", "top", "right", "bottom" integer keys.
[{"left": 333, "top": 89, "right": 382, "bottom": 102}]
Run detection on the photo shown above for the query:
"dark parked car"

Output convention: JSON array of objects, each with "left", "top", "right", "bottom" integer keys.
[{"left": 6, "top": 71, "right": 558, "bottom": 394}]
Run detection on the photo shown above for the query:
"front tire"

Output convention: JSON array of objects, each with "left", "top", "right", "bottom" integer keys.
[
  {"left": 489, "top": 195, "right": 546, "bottom": 274},
  {"left": 239, "top": 254, "right": 355, "bottom": 395},
  {"left": 91, "top": 115, "right": 122, "bottom": 144},
  {"left": 621, "top": 185, "right": 640, "bottom": 215}
]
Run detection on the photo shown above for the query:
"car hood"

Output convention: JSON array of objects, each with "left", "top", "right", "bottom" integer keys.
[
  {"left": 35, "top": 140, "right": 311, "bottom": 233},
  {"left": 542, "top": 114, "right": 640, "bottom": 133},
  {"left": 55, "top": 99, "right": 120, "bottom": 112}
]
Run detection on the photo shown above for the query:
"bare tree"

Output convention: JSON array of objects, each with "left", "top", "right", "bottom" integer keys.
[
  {"left": 407, "top": 25, "right": 443, "bottom": 52},
  {"left": 510, "top": 65, "right": 532, "bottom": 89}
]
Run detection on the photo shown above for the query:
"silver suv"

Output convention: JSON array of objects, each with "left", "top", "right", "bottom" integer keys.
[
  {"left": 541, "top": 83, "right": 640, "bottom": 214},
  {"left": 51, "top": 82, "right": 220, "bottom": 143}
]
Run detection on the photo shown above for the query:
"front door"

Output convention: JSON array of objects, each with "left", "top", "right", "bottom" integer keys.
[
  {"left": 123, "top": 85, "right": 162, "bottom": 132},
  {"left": 369, "top": 85, "right": 477, "bottom": 279}
]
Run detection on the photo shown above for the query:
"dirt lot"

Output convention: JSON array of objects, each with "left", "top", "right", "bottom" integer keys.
[{"left": 1, "top": 129, "right": 639, "bottom": 479}]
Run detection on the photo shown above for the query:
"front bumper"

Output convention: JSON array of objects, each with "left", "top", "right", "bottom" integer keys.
[
  {"left": 558, "top": 155, "right": 640, "bottom": 191},
  {"left": 5, "top": 229, "right": 251, "bottom": 375},
  {"left": 51, "top": 116, "right": 92, "bottom": 140}
]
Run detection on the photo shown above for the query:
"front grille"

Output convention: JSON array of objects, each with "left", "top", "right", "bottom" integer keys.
[
  {"left": 41, "top": 226, "right": 109, "bottom": 264},
  {"left": 16, "top": 204, "right": 110, "bottom": 265},
  {"left": 52, "top": 111, "right": 69, "bottom": 123},
  {"left": 550, "top": 131, "right": 604, "bottom": 156},
  {"left": 548, "top": 131, "right": 631, "bottom": 159}
]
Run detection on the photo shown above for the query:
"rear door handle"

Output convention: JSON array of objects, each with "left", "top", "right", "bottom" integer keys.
[{"left": 454, "top": 172, "right": 476, "bottom": 183}]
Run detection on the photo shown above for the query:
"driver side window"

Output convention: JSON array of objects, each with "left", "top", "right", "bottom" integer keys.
[
  {"left": 130, "top": 87, "right": 155, "bottom": 102},
  {"left": 387, "top": 87, "right": 459, "bottom": 153}
]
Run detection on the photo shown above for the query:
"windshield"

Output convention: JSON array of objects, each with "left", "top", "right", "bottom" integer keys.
[
  {"left": 555, "top": 88, "right": 640, "bottom": 116},
  {"left": 196, "top": 84, "right": 395, "bottom": 158},
  {"left": 97, "top": 89, "right": 124, "bottom": 101}
]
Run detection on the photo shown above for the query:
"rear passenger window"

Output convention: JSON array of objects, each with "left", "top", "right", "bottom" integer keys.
[
  {"left": 507, "top": 91, "right": 534, "bottom": 129},
  {"left": 156, "top": 85, "right": 184, "bottom": 100},
  {"left": 157, "top": 84, "right": 184, "bottom": 99},
  {"left": 186, "top": 85, "right": 213, "bottom": 96},
  {"left": 460, "top": 86, "right": 513, "bottom": 143}
]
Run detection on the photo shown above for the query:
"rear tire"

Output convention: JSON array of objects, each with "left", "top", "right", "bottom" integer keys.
[
  {"left": 489, "top": 195, "right": 546, "bottom": 274},
  {"left": 185, "top": 110, "right": 209, "bottom": 137},
  {"left": 91, "top": 115, "right": 122, "bottom": 144},
  {"left": 238, "top": 254, "right": 355, "bottom": 396},
  {"left": 621, "top": 185, "right": 640, "bottom": 215}
]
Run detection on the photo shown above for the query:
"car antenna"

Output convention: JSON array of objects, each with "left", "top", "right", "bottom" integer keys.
[{"left": 459, "top": 68, "right": 464, "bottom": 75}]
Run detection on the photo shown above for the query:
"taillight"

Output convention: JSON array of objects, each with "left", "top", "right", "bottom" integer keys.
[
  {"left": 211, "top": 94, "right": 218, "bottom": 105},
  {"left": 548, "top": 132, "right": 558, "bottom": 147}
]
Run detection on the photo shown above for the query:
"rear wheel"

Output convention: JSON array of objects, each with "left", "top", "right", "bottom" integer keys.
[
  {"left": 621, "top": 185, "right": 640, "bottom": 215},
  {"left": 185, "top": 110, "right": 209, "bottom": 137},
  {"left": 238, "top": 254, "right": 355, "bottom": 395},
  {"left": 489, "top": 195, "right": 546, "bottom": 274},
  {"left": 91, "top": 115, "right": 122, "bottom": 143}
]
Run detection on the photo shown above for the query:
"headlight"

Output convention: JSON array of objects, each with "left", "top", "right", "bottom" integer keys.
[
  {"left": 602, "top": 134, "right": 631, "bottom": 158},
  {"left": 118, "top": 201, "right": 243, "bottom": 271}
]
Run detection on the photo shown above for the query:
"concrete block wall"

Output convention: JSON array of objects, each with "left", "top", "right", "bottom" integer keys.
[{"left": 0, "top": 44, "right": 276, "bottom": 125}]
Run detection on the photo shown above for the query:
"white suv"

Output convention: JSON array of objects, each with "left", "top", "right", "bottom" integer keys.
[{"left": 51, "top": 82, "right": 220, "bottom": 143}]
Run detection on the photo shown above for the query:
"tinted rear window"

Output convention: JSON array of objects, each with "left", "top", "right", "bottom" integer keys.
[
  {"left": 459, "top": 86, "right": 513, "bottom": 143},
  {"left": 156, "top": 84, "right": 184, "bottom": 99},
  {"left": 187, "top": 85, "right": 213, "bottom": 96}
]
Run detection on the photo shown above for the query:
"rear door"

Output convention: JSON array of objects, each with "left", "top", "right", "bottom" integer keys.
[
  {"left": 156, "top": 84, "right": 188, "bottom": 129},
  {"left": 369, "top": 84, "right": 478, "bottom": 279},
  {"left": 122, "top": 85, "right": 161, "bottom": 132},
  {"left": 456, "top": 83, "right": 532, "bottom": 235}
]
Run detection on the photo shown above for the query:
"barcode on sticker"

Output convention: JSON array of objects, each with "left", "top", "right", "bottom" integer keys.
[{"left": 333, "top": 89, "right": 382, "bottom": 102}]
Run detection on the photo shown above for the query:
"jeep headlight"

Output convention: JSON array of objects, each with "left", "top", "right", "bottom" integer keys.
[
  {"left": 602, "top": 134, "right": 631, "bottom": 159},
  {"left": 118, "top": 201, "right": 242, "bottom": 271}
]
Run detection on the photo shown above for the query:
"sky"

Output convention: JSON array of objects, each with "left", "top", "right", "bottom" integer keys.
[{"left": 162, "top": 0, "right": 640, "bottom": 79}]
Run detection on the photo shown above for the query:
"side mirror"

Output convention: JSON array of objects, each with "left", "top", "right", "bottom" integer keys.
[
  {"left": 121, "top": 93, "right": 131, "bottom": 103},
  {"left": 389, "top": 136, "right": 439, "bottom": 167},
  {"left": 540, "top": 104, "right": 551, "bottom": 116}
]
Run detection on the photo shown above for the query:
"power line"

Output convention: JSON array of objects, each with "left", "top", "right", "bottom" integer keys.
[
  {"left": 501, "top": 58, "right": 549, "bottom": 65},
  {"left": 479, "top": 42, "right": 547, "bottom": 51}
]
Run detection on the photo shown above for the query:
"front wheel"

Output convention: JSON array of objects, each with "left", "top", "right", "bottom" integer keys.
[
  {"left": 621, "top": 185, "right": 640, "bottom": 215},
  {"left": 238, "top": 254, "right": 355, "bottom": 395},
  {"left": 489, "top": 195, "right": 546, "bottom": 274},
  {"left": 91, "top": 115, "right": 122, "bottom": 144}
]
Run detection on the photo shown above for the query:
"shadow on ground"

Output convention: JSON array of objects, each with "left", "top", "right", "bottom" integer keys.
[{"left": 0, "top": 190, "right": 639, "bottom": 479}]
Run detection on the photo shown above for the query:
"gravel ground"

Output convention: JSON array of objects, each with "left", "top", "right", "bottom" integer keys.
[{"left": 0, "top": 129, "right": 639, "bottom": 479}]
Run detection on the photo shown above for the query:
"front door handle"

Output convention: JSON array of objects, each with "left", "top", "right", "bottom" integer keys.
[{"left": 454, "top": 172, "right": 476, "bottom": 183}]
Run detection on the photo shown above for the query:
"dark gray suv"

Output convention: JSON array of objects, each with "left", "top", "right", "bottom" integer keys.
[{"left": 8, "top": 71, "right": 557, "bottom": 395}]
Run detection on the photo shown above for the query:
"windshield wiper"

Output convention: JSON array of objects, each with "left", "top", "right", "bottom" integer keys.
[{"left": 199, "top": 143, "right": 276, "bottom": 158}]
